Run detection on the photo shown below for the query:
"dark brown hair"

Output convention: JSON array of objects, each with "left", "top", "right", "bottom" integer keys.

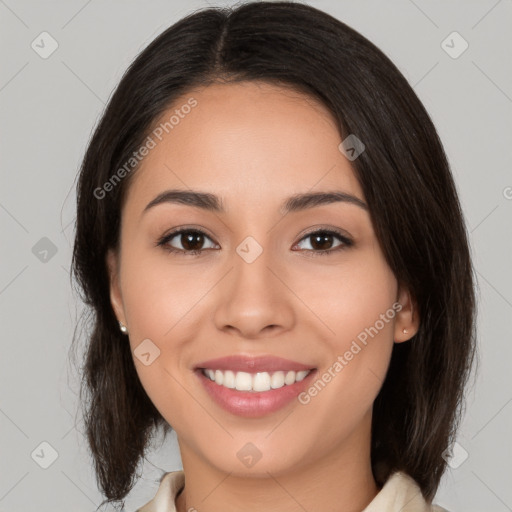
[{"left": 70, "top": 1, "right": 477, "bottom": 509}]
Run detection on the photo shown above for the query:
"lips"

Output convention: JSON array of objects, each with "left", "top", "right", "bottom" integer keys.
[
  {"left": 194, "top": 354, "right": 316, "bottom": 373},
  {"left": 193, "top": 354, "right": 318, "bottom": 417},
  {"left": 195, "top": 365, "right": 318, "bottom": 418}
]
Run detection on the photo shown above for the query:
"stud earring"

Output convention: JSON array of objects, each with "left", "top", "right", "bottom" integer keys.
[
  {"left": 402, "top": 328, "right": 408, "bottom": 334},
  {"left": 119, "top": 321, "right": 128, "bottom": 334}
]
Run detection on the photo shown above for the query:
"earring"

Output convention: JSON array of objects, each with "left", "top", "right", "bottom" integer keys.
[
  {"left": 119, "top": 321, "right": 128, "bottom": 334},
  {"left": 402, "top": 328, "right": 408, "bottom": 334}
]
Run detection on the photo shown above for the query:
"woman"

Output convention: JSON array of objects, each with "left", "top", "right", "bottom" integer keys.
[{"left": 71, "top": 2, "right": 476, "bottom": 511}]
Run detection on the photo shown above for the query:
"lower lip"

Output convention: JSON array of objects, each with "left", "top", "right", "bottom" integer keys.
[{"left": 195, "top": 369, "right": 317, "bottom": 418}]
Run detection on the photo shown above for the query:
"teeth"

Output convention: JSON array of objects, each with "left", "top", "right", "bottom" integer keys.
[
  {"left": 235, "top": 371, "right": 253, "bottom": 391},
  {"left": 253, "top": 371, "right": 271, "bottom": 391},
  {"left": 202, "top": 368, "right": 311, "bottom": 392},
  {"left": 285, "top": 370, "right": 296, "bottom": 385},
  {"left": 271, "top": 371, "right": 285, "bottom": 389},
  {"left": 223, "top": 370, "right": 236, "bottom": 389}
]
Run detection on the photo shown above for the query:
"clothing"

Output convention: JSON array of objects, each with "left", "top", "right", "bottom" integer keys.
[{"left": 136, "top": 470, "right": 448, "bottom": 512}]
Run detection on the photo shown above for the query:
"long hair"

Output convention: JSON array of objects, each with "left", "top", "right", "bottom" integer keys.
[{"left": 71, "top": 2, "right": 477, "bottom": 509}]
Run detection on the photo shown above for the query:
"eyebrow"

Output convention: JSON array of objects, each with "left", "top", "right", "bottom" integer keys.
[{"left": 142, "top": 188, "right": 368, "bottom": 217}]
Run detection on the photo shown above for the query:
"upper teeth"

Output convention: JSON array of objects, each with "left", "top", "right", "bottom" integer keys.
[{"left": 202, "top": 369, "right": 311, "bottom": 392}]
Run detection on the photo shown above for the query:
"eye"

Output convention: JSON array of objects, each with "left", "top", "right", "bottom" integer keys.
[
  {"left": 156, "top": 228, "right": 218, "bottom": 255},
  {"left": 293, "top": 228, "right": 353, "bottom": 256},
  {"left": 156, "top": 227, "right": 353, "bottom": 256}
]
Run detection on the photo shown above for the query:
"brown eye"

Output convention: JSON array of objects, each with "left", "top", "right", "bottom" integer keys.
[
  {"left": 178, "top": 231, "right": 206, "bottom": 251},
  {"left": 308, "top": 232, "right": 336, "bottom": 250},
  {"left": 294, "top": 229, "right": 353, "bottom": 255},
  {"left": 157, "top": 229, "right": 217, "bottom": 255}
]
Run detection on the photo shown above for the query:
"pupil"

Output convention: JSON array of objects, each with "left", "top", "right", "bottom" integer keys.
[
  {"left": 312, "top": 233, "right": 332, "bottom": 250},
  {"left": 183, "top": 232, "right": 203, "bottom": 251}
]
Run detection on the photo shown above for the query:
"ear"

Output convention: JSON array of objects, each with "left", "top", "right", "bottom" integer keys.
[
  {"left": 106, "top": 248, "right": 126, "bottom": 326},
  {"left": 393, "top": 284, "right": 420, "bottom": 343}
]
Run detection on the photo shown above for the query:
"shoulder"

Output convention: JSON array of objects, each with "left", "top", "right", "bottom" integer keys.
[
  {"left": 135, "top": 470, "right": 185, "bottom": 512},
  {"left": 363, "top": 472, "right": 450, "bottom": 512}
]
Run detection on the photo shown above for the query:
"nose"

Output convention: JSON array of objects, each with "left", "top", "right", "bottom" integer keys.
[{"left": 212, "top": 243, "right": 295, "bottom": 339}]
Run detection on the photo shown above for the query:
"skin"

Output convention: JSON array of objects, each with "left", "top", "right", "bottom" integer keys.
[{"left": 107, "top": 81, "right": 419, "bottom": 512}]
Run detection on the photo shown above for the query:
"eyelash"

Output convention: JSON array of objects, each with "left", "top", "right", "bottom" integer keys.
[{"left": 156, "top": 227, "right": 354, "bottom": 257}]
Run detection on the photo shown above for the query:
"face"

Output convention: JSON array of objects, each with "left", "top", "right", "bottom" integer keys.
[{"left": 107, "top": 81, "right": 417, "bottom": 478}]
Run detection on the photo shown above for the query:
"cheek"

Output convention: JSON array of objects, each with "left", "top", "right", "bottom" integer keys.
[
  {"left": 293, "top": 251, "right": 398, "bottom": 410},
  {"left": 120, "top": 247, "right": 206, "bottom": 338},
  {"left": 119, "top": 250, "right": 212, "bottom": 427},
  {"left": 291, "top": 248, "right": 397, "bottom": 346}
]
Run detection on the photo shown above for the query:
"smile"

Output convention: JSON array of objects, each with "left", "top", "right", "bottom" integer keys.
[{"left": 201, "top": 368, "right": 312, "bottom": 392}]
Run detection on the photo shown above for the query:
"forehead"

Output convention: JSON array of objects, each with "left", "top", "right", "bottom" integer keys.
[{"left": 123, "top": 81, "right": 364, "bottom": 214}]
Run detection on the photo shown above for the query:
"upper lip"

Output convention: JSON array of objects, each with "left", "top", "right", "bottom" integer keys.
[{"left": 194, "top": 355, "right": 316, "bottom": 373}]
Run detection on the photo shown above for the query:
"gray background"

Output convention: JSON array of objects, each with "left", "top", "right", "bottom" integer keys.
[{"left": 1, "top": 0, "right": 511, "bottom": 510}]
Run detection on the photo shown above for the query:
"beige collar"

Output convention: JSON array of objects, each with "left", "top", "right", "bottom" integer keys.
[{"left": 136, "top": 470, "right": 448, "bottom": 512}]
